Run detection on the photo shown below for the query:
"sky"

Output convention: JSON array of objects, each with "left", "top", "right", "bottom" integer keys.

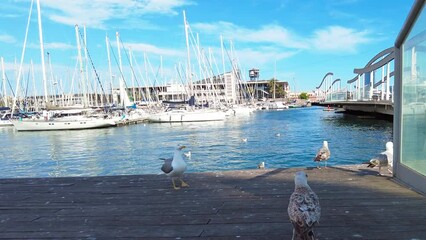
[{"left": 0, "top": 0, "right": 415, "bottom": 97}]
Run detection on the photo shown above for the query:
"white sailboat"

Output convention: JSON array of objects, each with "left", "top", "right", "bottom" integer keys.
[
  {"left": 11, "top": 2, "right": 117, "bottom": 131},
  {"left": 13, "top": 115, "right": 116, "bottom": 131},
  {"left": 147, "top": 106, "right": 226, "bottom": 123}
]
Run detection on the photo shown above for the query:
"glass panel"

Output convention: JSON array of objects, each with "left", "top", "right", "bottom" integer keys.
[{"left": 401, "top": 4, "right": 426, "bottom": 176}]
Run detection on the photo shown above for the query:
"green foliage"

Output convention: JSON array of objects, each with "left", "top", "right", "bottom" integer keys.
[
  {"left": 299, "top": 92, "right": 309, "bottom": 100},
  {"left": 267, "top": 78, "right": 286, "bottom": 98}
]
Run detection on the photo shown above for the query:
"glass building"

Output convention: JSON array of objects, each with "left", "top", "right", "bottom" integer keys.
[{"left": 394, "top": 0, "right": 426, "bottom": 194}]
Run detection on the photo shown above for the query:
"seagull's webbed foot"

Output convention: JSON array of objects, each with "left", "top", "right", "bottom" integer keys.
[
  {"left": 180, "top": 178, "right": 189, "bottom": 188},
  {"left": 172, "top": 179, "right": 181, "bottom": 190}
]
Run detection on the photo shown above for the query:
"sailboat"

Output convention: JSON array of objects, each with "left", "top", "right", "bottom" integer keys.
[
  {"left": 147, "top": 11, "right": 227, "bottom": 123},
  {"left": 11, "top": 1, "right": 117, "bottom": 131}
]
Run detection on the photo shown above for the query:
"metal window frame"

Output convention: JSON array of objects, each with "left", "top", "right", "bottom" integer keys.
[{"left": 394, "top": 0, "right": 426, "bottom": 194}]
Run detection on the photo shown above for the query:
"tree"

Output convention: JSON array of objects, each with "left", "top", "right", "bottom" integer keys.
[
  {"left": 299, "top": 92, "right": 309, "bottom": 100},
  {"left": 267, "top": 78, "right": 286, "bottom": 99}
]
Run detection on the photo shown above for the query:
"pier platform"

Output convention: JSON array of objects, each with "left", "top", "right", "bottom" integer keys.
[
  {"left": 320, "top": 100, "right": 394, "bottom": 119},
  {"left": 0, "top": 165, "right": 424, "bottom": 239}
]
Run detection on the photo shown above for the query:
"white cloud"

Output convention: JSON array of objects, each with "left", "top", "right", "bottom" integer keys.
[
  {"left": 27, "top": 42, "right": 75, "bottom": 51},
  {"left": 124, "top": 42, "right": 184, "bottom": 57},
  {"left": 40, "top": 0, "right": 195, "bottom": 29},
  {"left": 234, "top": 47, "right": 299, "bottom": 67},
  {"left": 310, "top": 26, "right": 372, "bottom": 53},
  {"left": 191, "top": 22, "right": 374, "bottom": 54},
  {"left": 0, "top": 33, "right": 16, "bottom": 43},
  {"left": 45, "top": 42, "right": 75, "bottom": 50},
  {"left": 191, "top": 22, "right": 308, "bottom": 49}
]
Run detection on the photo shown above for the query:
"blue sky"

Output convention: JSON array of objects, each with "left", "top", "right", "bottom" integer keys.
[{"left": 0, "top": 0, "right": 414, "bottom": 96}]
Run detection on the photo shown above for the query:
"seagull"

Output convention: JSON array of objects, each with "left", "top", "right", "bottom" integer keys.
[
  {"left": 314, "top": 141, "right": 330, "bottom": 169},
  {"left": 257, "top": 161, "right": 265, "bottom": 169},
  {"left": 275, "top": 133, "right": 281, "bottom": 137},
  {"left": 367, "top": 142, "right": 393, "bottom": 175},
  {"left": 241, "top": 138, "right": 248, "bottom": 142},
  {"left": 288, "top": 171, "right": 321, "bottom": 240},
  {"left": 183, "top": 151, "right": 191, "bottom": 159},
  {"left": 161, "top": 145, "right": 189, "bottom": 190}
]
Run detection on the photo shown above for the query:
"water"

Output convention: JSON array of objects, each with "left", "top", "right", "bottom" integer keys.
[{"left": 0, "top": 107, "right": 393, "bottom": 178}]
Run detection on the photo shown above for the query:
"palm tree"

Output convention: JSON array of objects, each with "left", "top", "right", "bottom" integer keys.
[{"left": 267, "top": 78, "right": 285, "bottom": 99}]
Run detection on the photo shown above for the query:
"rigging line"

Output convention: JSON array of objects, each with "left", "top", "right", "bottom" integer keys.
[
  {"left": 118, "top": 37, "right": 140, "bottom": 86},
  {"left": 106, "top": 37, "right": 127, "bottom": 88},
  {"left": 5, "top": 73, "right": 16, "bottom": 98},
  {"left": 77, "top": 28, "right": 108, "bottom": 103}
]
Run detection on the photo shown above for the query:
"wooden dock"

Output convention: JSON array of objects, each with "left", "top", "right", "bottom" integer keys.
[{"left": 0, "top": 165, "right": 425, "bottom": 239}]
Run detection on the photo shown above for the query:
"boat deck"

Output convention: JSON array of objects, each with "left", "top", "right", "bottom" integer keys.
[{"left": 0, "top": 165, "right": 425, "bottom": 239}]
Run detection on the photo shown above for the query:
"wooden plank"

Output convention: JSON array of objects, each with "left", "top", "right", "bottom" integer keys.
[{"left": 0, "top": 166, "right": 424, "bottom": 239}]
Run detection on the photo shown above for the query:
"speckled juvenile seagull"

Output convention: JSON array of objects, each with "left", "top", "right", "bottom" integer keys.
[
  {"left": 288, "top": 171, "right": 321, "bottom": 240},
  {"left": 161, "top": 145, "right": 189, "bottom": 190},
  {"left": 314, "top": 140, "right": 330, "bottom": 169},
  {"left": 367, "top": 141, "right": 393, "bottom": 175}
]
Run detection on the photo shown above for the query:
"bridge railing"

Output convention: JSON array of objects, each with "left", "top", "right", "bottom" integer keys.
[{"left": 320, "top": 47, "right": 395, "bottom": 103}]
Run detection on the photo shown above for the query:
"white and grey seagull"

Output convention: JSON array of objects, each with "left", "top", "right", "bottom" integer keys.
[
  {"left": 160, "top": 145, "right": 189, "bottom": 190},
  {"left": 367, "top": 141, "right": 393, "bottom": 175},
  {"left": 288, "top": 171, "right": 321, "bottom": 240},
  {"left": 314, "top": 140, "right": 330, "bottom": 169}
]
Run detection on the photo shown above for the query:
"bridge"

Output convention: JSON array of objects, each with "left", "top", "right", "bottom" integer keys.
[{"left": 317, "top": 47, "right": 397, "bottom": 118}]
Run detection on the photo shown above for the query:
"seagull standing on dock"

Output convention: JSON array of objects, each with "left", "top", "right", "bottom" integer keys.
[
  {"left": 314, "top": 141, "right": 330, "bottom": 169},
  {"left": 288, "top": 171, "right": 321, "bottom": 240},
  {"left": 367, "top": 142, "right": 393, "bottom": 175},
  {"left": 161, "top": 145, "right": 189, "bottom": 190}
]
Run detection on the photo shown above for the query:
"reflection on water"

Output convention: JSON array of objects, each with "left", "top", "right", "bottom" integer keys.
[{"left": 0, "top": 107, "right": 393, "bottom": 178}]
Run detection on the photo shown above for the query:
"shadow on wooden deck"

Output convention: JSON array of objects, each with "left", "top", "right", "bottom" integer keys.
[{"left": 0, "top": 165, "right": 425, "bottom": 239}]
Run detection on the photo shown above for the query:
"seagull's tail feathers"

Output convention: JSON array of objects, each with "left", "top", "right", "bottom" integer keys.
[
  {"left": 366, "top": 159, "right": 378, "bottom": 168},
  {"left": 293, "top": 229, "right": 316, "bottom": 240}
]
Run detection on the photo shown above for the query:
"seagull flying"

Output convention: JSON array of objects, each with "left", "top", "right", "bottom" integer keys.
[
  {"left": 314, "top": 141, "right": 330, "bottom": 169},
  {"left": 367, "top": 142, "right": 393, "bottom": 175},
  {"left": 241, "top": 138, "right": 248, "bottom": 142},
  {"left": 161, "top": 145, "right": 189, "bottom": 190},
  {"left": 288, "top": 171, "right": 321, "bottom": 240}
]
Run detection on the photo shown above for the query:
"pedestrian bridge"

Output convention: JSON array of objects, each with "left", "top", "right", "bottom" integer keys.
[{"left": 316, "top": 47, "right": 396, "bottom": 117}]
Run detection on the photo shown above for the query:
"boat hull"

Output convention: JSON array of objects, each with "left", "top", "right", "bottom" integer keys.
[
  {"left": 148, "top": 109, "right": 226, "bottom": 123},
  {"left": 0, "top": 119, "right": 13, "bottom": 127},
  {"left": 12, "top": 118, "right": 117, "bottom": 131}
]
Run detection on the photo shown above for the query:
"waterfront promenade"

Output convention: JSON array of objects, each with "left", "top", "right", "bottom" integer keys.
[{"left": 0, "top": 165, "right": 424, "bottom": 239}]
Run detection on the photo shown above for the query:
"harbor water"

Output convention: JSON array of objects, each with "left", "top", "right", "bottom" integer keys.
[{"left": 0, "top": 107, "right": 393, "bottom": 178}]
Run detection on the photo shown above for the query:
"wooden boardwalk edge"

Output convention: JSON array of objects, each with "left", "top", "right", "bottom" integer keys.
[{"left": 0, "top": 165, "right": 425, "bottom": 239}]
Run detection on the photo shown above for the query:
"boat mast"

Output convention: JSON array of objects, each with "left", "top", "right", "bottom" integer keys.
[
  {"left": 36, "top": 0, "right": 49, "bottom": 108},
  {"left": 30, "top": 59, "right": 39, "bottom": 111},
  {"left": 220, "top": 35, "right": 225, "bottom": 76},
  {"left": 129, "top": 48, "right": 136, "bottom": 102},
  {"left": 1, "top": 57, "right": 6, "bottom": 107},
  {"left": 183, "top": 11, "right": 193, "bottom": 98},
  {"left": 105, "top": 35, "right": 113, "bottom": 104},
  {"left": 11, "top": 0, "right": 34, "bottom": 116},
  {"left": 75, "top": 24, "right": 88, "bottom": 107},
  {"left": 116, "top": 32, "right": 123, "bottom": 76},
  {"left": 273, "top": 59, "right": 276, "bottom": 99}
]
